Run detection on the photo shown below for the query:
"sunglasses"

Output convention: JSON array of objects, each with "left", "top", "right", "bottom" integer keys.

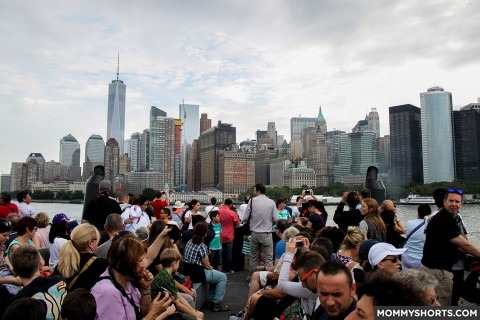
[
  {"left": 448, "top": 187, "right": 464, "bottom": 195},
  {"left": 382, "top": 256, "right": 399, "bottom": 263},
  {"left": 300, "top": 268, "right": 318, "bottom": 282}
]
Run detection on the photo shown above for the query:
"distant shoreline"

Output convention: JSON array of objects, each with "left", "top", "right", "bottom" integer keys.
[{"left": 32, "top": 199, "right": 84, "bottom": 204}]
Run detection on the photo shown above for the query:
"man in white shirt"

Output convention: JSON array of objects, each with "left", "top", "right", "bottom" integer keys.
[{"left": 16, "top": 191, "right": 36, "bottom": 218}]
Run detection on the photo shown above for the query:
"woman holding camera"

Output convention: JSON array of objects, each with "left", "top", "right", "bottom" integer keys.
[{"left": 91, "top": 235, "right": 174, "bottom": 320}]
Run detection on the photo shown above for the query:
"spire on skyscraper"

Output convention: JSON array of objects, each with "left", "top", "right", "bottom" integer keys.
[{"left": 117, "top": 52, "right": 119, "bottom": 81}]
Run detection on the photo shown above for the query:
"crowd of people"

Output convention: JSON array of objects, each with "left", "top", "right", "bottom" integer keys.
[{"left": 0, "top": 183, "right": 479, "bottom": 320}]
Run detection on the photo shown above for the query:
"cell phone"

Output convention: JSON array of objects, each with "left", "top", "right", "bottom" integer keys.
[
  {"left": 304, "top": 190, "right": 310, "bottom": 195},
  {"left": 296, "top": 240, "right": 304, "bottom": 248},
  {"left": 159, "top": 287, "right": 175, "bottom": 302}
]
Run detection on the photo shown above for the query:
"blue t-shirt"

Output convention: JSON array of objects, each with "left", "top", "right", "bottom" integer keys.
[
  {"left": 275, "top": 239, "right": 286, "bottom": 259},
  {"left": 209, "top": 223, "right": 222, "bottom": 250}
]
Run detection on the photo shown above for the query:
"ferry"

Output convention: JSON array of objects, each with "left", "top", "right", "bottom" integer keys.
[
  {"left": 289, "top": 195, "right": 343, "bottom": 205},
  {"left": 399, "top": 194, "right": 435, "bottom": 204}
]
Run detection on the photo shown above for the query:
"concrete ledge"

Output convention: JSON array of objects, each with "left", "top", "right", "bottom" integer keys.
[{"left": 193, "top": 282, "right": 209, "bottom": 310}]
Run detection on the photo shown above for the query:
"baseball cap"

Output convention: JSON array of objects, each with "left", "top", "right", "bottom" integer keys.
[
  {"left": 128, "top": 205, "right": 143, "bottom": 219},
  {"left": 368, "top": 242, "right": 407, "bottom": 267},
  {"left": 52, "top": 213, "right": 70, "bottom": 224},
  {"left": 358, "top": 239, "right": 380, "bottom": 261}
]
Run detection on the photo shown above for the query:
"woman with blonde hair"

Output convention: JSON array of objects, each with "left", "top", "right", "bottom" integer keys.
[
  {"left": 56, "top": 223, "right": 108, "bottom": 291},
  {"left": 359, "top": 198, "right": 386, "bottom": 242},
  {"left": 34, "top": 212, "right": 50, "bottom": 248},
  {"left": 334, "top": 226, "right": 365, "bottom": 270}
]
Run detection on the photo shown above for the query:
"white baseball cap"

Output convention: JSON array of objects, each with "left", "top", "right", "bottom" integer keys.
[{"left": 368, "top": 242, "right": 407, "bottom": 267}]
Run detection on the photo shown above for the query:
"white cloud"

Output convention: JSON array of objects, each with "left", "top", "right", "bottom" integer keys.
[{"left": 1, "top": 0, "right": 480, "bottom": 175}]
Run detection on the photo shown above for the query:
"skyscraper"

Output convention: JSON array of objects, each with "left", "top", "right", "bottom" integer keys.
[
  {"left": 104, "top": 138, "right": 119, "bottom": 183},
  {"left": 179, "top": 103, "right": 199, "bottom": 190},
  {"left": 107, "top": 56, "right": 126, "bottom": 154},
  {"left": 389, "top": 104, "right": 423, "bottom": 186},
  {"left": 290, "top": 114, "right": 317, "bottom": 158},
  {"left": 453, "top": 103, "right": 480, "bottom": 181},
  {"left": 59, "top": 134, "right": 81, "bottom": 181},
  {"left": 179, "top": 103, "right": 200, "bottom": 144},
  {"left": 130, "top": 132, "right": 141, "bottom": 172},
  {"left": 139, "top": 129, "right": 150, "bottom": 172},
  {"left": 420, "top": 86, "right": 454, "bottom": 183},
  {"left": 149, "top": 106, "right": 175, "bottom": 189},
  {"left": 83, "top": 134, "right": 105, "bottom": 180},
  {"left": 200, "top": 113, "right": 211, "bottom": 134},
  {"left": 199, "top": 121, "right": 236, "bottom": 189}
]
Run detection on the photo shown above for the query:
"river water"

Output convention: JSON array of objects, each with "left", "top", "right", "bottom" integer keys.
[{"left": 29, "top": 202, "right": 480, "bottom": 247}]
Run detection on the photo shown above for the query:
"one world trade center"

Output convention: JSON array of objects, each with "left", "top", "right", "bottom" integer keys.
[{"left": 107, "top": 54, "right": 126, "bottom": 154}]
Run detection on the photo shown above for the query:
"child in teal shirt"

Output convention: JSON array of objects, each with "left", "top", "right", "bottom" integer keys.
[{"left": 209, "top": 210, "right": 222, "bottom": 271}]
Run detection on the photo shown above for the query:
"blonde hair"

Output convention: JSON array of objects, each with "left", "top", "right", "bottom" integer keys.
[
  {"left": 58, "top": 223, "right": 99, "bottom": 279},
  {"left": 35, "top": 212, "right": 50, "bottom": 228},
  {"left": 340, "top": 226, "right": 365, "bottom": 250},
  {"left": 362, "top": 198, "right": 386, "bottom": 234}
]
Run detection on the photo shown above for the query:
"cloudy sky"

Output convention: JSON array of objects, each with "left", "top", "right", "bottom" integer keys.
[{"left": 1, "top": 0, "right": 479, "bottom": 175}]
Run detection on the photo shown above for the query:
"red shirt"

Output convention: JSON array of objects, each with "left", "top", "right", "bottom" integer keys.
[
  {"left": 0, "top": 203, "right": 18, "bottom": 219},
  {"left": 218, "top": 205, "right": 240, "bottom": 243},
  {"left": 151, "top": 198, "right": 168, "bottom": 220}
]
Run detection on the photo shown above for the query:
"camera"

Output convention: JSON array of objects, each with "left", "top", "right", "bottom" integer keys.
[
  {"left": 296, "top": 240, "right": 304, "bottom": 248},
  {"left": 159, "top": 287, "right": 175, "bottom": 302},
  {"left": 304, "top": 190, "right": 310, "bottom": 195}
]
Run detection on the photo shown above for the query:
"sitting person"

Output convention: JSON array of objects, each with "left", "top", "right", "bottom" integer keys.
[
  {"left": 334, "top": 226, "right": 365, "bottom": 270},
  {"left": 182, "top": 221, "right": 229, "bottom": 312},
  {"left": 61, "top": 288, "right": 96, "bottom": 320},
  {"left": 56, "top": 223, "right": 108, "bottom": 291},
  {"left": 151, "top": 248, "right": 204, "bottom": 320},
  {"left": 48, "top": 213, "right": 71, "bottom": 269},
  {"left": 368, "top": 242, "right": 406, "bottom": 275},
  {"left": 345, "top": 271, "right": 427, "bottom": 320},
  {"left": 0, "top": 219, "right": 22, "bottom": 311},
  {"left": 34, "top": 212, "right": 50, "bottom": 248},
  {"left": 2, "top": 297, "right": 47, "bottom": 320},
  {"left": 121, "top": 196, "right": 150, "bottom": 233},
  {"left": 393, "top": 269, "right": 440, "bottom": 306},
  {"left": 9, "top": 246, "right": 67, "bottom": 320},
  {"left": 91, "top": 236, "right": 174, "bottom": 320}
]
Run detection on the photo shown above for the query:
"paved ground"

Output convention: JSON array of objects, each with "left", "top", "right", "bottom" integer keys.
[{"left": 199, "top": 270, "right": 250, "bottom": 320}]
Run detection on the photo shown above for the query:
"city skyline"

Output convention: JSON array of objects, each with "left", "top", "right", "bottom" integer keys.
[{"left": 1, "top": 1, "right": 480, "bottom": 174}]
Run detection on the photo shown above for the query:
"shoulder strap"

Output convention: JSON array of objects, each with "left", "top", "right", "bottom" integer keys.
[
  {"left": 247, "top": 198, "right": 253, "bottom": 223},
  {"left": 404, "top": 221, "right": 425, "bottom": 245},
  {"left": 98, "top": 268, "right": 143, "bottom": 320},
  {"left": 68, "top": 256, "right": 97, "bottom": 290}
]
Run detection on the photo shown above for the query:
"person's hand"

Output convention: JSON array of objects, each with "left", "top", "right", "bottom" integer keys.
[
  {"left": 342, "top": 192, "right": 348, "bottom": 202},
  {"left": 195, "top": 311, "right": 204, "bottom": 320},
  {"left": 124, "top": 217, "right": 133, "bottom": 225},
  {"left": 301, "top": 190, "right": 305, "bottom": 197},
  {"left": 286, "top": 238, "right": 298, "bottom": 255},
  {"left": 189, "top": 290, "right": 196, "bottom": 300},
  {"left": 155, "top": 304, "right": 176, "bottom": 320},
  {"left": 159, "top": 226, "right": 172, "bottom": 238},
  {"left": 148, "top": 293, "right": 174, "bottom": 320},
  {"left": 138, "top": 268, "right": 154, "bottom": 289}
]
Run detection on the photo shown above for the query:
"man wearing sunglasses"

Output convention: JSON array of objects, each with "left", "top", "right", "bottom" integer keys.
[{"left": 422, "top": 188, "right": 480, "bottom": 306}]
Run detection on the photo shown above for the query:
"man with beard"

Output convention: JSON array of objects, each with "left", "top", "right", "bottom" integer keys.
[{"left": 314, "top": 260, "right": 357, "bottom": 320}]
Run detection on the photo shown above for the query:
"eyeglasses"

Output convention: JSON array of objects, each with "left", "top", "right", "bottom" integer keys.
[
  {"left": 300, "top": 268, "right": 318, "bottom": 282},
  {"left": 429, "top": 295, "right": 439, "bottom": 306},
  {"left": 382, "top": 257, "right": 399, "bottom": 263},
  {"left": 448, "top": 187, "right": 464, "bottom": 195}
]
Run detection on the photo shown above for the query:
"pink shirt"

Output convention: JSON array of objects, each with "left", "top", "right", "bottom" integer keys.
[
  {"left": 91, "top": 269, "right": 141, "bottom": 320},
  {"left": 219, "top": 205, "right": 240, "bottom": 243}
]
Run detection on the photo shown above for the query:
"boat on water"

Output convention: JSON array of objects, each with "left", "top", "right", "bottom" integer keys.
[
  {"left": 399, "top": 194, "right": 435, "bottom": 204},
  {"left": 289, "top": 195, "right": 342, "bottom": 205}
]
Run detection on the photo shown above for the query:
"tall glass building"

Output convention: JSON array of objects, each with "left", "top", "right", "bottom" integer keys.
[
  {"left": 59, "top": 134, "right": 81, "bottom": 181},
  {"left": 179, "top": 103, "right": 199, "bottom": 190},
  {"left": 130, "top": 132, "right": 141, "bottom": 172},
  {"left": 107, "top": 60, "right": 126, "bottom": 154},
  {"left": 420, "top": 86, "right": 454, "bottom": 183},
  {"left": 149, "top": 107, "right": 175, "bottom": 189},
  {"left": 83, "top": 134, "right": 105, "bottom": 180}
]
